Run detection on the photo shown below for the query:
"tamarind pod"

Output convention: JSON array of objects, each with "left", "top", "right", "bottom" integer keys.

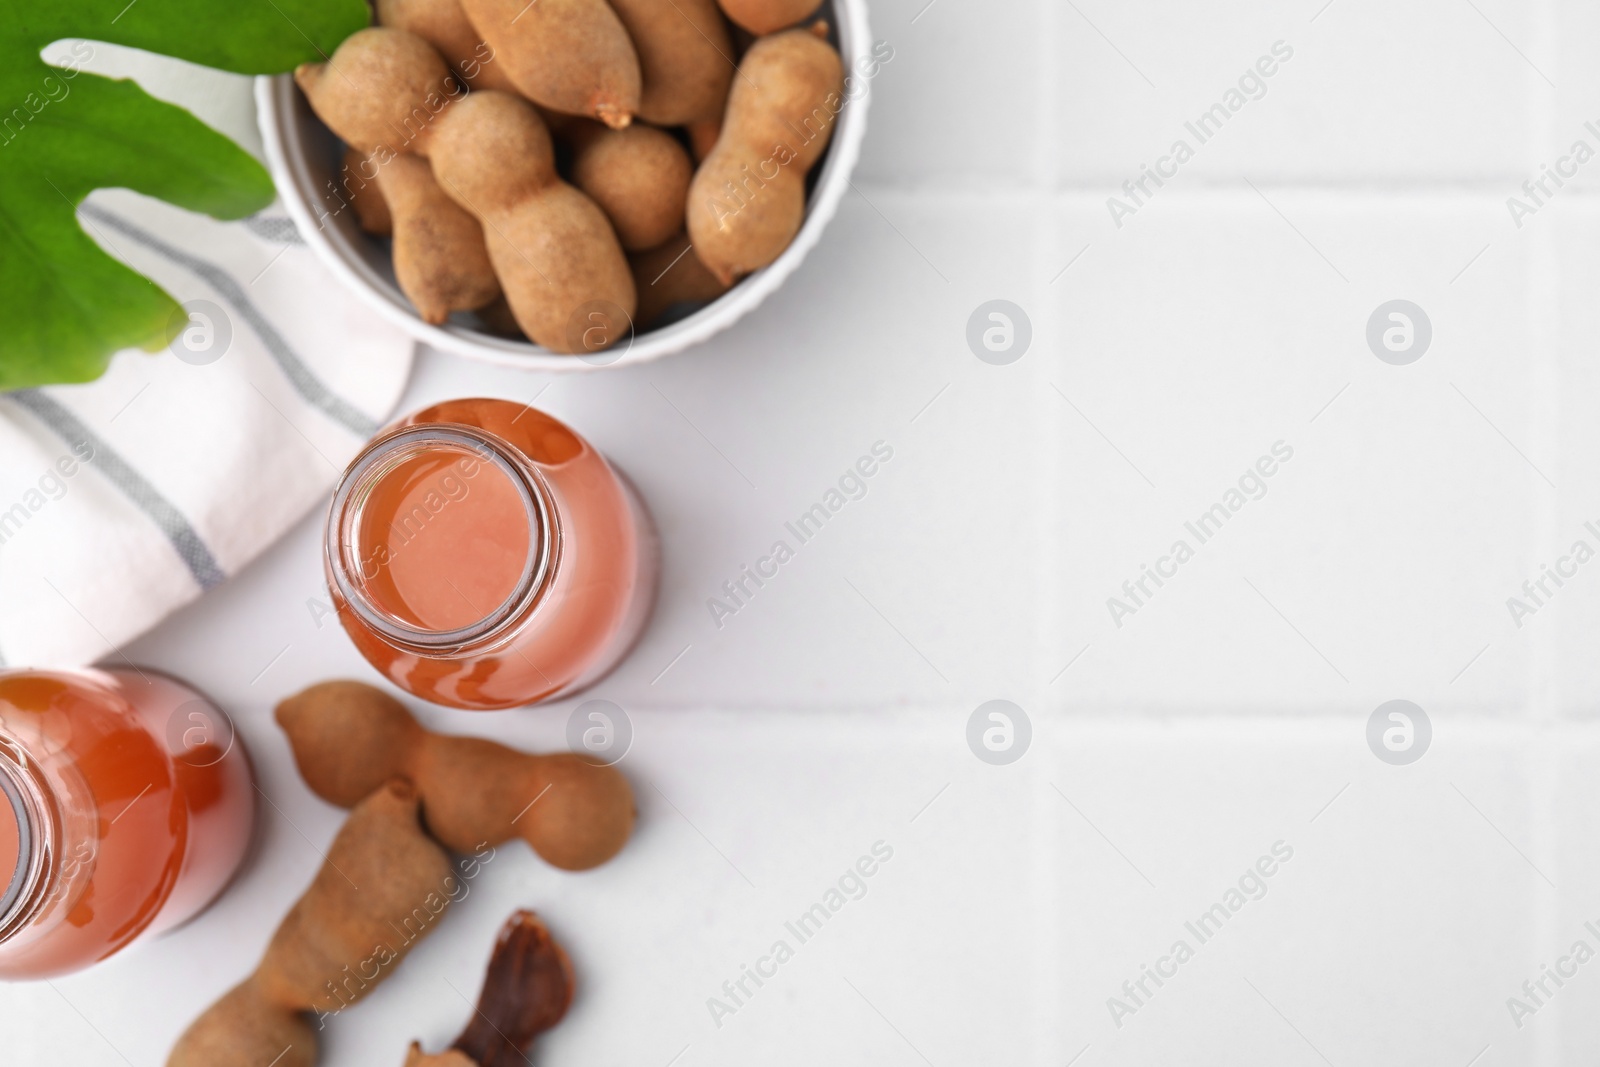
[
  {"left": 375, "top": 0, "right": 519, "bottom": 94},
  {"left": 343, "top": 148, "right": 393, "bottom": 235},
  {"left": 715, "top": 0, "right": 821, "bottom": 35},
  {"left": 629, "top": 232, "right": 730, "bottom": 328},
  {"left": 256, "top": 781, "right": 454, "bottom": 1011},
  {"left": 294, "top": 28, "right": 459, "bottom": 156},
  {"left": 417, "top": 742, "right": 635, "bottom": 870},
  {"left": 168, "top": 781, "right": 453, "bottom": 1067},
  {"left": 686, "top": 117, "right": 722, "bottom": 162},
  {"left": 607, "top": 0, "right": 734, "bottom": 128},
  {"left": 273, "top": 680, "right": 422, "bottom": 808},
  {"left": 686, "top": 25, "right": 843, "bottom": 285},
  {"left": 456, "top": 0, "right": 640, "bottom": 128},
  {"left": 166, "top": 978, "right": 316, "bottom": 1067},
  {"left": 474, "top": 295, "right": 524, "bottom": 338},
  {"left": 566, "top": 121, "right": 693, "bottom": 252},
  {"left": 427, "top": 91, "right": 635, "bottom": 352},
  {"left": 375, "top": 152, "right": 502, "bottom": 323},
  {"left": 276, "top": 682, "right": 637, "bottom": 871},
  {"left": 406, "top": 1050, "right": 477, "bottom": 1067},
  {"left": 299, "top": 32, "right": 633, "bottom": 353},
  {"left": 533, "top": 104, "right": 577, "bottom": 138}
]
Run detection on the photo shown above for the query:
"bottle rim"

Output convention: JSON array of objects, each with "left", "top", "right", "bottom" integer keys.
[
  {"left": 0, "top": 741, "right": 54, "bottom": 945},
  {"left": 325, "top": 423, "right": 557, "bottom": 653}
]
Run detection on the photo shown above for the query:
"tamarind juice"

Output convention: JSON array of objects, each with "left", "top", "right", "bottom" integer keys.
[
  {"left": 0, "top": 668, "right": 256, "bottom": 979},
  {"left": 326, "top": 397, "right": 658, "bottom": 710}
]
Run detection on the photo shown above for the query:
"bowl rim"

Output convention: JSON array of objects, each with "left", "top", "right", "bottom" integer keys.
[{"left": 254, "top": 1, "right": 872, "bottom": 373}]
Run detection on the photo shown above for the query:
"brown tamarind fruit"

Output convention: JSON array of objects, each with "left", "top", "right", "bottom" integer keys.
[
  {"left": 473, "top": 294, "right": 524, "bottom": 338},
  {"left": 607, "top": 0, "right": 735, "bottom": 129},
  {"left": 457, "top": 0, "right": 641, "bottom": 128},
  {"left": 406, "top": 1052, "right": 476, "bottom": 1067},
  {"left": 376, "top": 0, "right": 519, "bottom": 94},
  {"left": 716, "top": 0, "right": 821, "bottom": 35},
  {"left": 686, "top": 117, "right": 723, "bottom": 162},
  {"left": 375, "top": 152, "right": 501, "bottom": 323},
  {"left": 167, "top": 780, "right": 455, "bottom": 1067},
  {"left": 426, "top": 91, "right": 635, "bottom": 351},
  {"left": 169, "top": 980, "right": 317, "bottom": 1067},
  {"left": 275, "top": 681, "right": 636, "bottom": 871},
  {"left": 343, "top": 148, "right": 392, "bottom": 236},
  {"left": 629, "top": 232, "right": 731, "bottom": 327},
  {"left": 566, "top": 120, "right": 693, "bottom": 252},
  {"left": 298, "top": 29, "right": 636, "bottom": 353},
  {"left": 686, "top": 25, "right": 843, "bottom": 285},
  {"left": 294, "top": 28, "right": 459, "bottom": 157}
]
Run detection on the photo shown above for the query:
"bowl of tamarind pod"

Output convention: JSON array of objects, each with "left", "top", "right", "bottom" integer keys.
[{"left": 256, "top": 0, "right": 875, "bottom": 371}]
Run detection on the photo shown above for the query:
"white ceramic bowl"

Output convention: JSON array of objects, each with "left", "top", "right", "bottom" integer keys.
[{"left": 255, "top": 2, "right": 871, "bottom": 372}]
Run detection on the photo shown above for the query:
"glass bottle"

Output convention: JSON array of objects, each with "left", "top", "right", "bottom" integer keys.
[
  {"left": 324, "top": 398, "right": 658, "bottom": 710},
  {"left": 0, "top": 668, "right": 256, "bottom": 979}
]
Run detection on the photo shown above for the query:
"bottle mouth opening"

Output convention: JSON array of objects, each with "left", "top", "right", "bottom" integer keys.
[
  {"left": 0, "top": 744, "right": 50, "bottom": 943},
  {"left": 326, "top": 424, "right": 555, "bottom": 652}
]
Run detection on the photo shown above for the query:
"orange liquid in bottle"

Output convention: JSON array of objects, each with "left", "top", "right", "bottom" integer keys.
[
  {"left": 0, "top": 669, "right": 256, "bottom": 979},
  {"left": 359, "top": 448, "right": 532, "bottom": 632},
  {"left": 326, "top": 398, "right": 658, "bottom": 710}
]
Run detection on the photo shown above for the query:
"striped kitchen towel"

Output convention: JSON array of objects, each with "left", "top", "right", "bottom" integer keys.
[{"left": 0, "top": 187, "right": 414, "bottom": 667}]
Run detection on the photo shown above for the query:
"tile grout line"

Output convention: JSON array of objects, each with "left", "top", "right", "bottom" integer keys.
[
  {"left": 1036, "top": 1, "right": 1069, "bottom": 703},
  {"left": 1031, "top": 0, "right": 1062, "bottom": 191},
  {"left": 1033, "top": 1, "right": 1066, "bottom": 1060},
  {"left": 1531, "top": 735, "right": 1562, "bottom": 1067},
  {"left": 1033, "top": 742, "right": 1062, "bottom": 1067},
  {"left": 848, "top": 180, "right": 1600, "bottom": 199},
  {"left": 1529, "top": 0, "right": 1559, "bottom": 1063},
  {"left": 1528, "top": 0, "right": 1562, "bottom": 738}
]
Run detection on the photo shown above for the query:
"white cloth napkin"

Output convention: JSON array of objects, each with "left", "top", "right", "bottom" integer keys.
[{"left": 0, "top": 188, "right": 413, "bottom": 667}]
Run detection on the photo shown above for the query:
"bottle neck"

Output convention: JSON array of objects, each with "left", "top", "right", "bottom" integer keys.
[{"left": 326, "top": 423, "right": 557, "bottom": 653}]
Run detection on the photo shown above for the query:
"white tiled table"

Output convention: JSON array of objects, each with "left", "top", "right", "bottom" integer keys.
[{"left": 11, "top": 0, "right": 1600, "bottom": 1063}]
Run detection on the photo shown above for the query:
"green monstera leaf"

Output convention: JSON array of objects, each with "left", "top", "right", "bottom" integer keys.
[{"left": 0, "top": 0, "right": 369, "bottom": 389}]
